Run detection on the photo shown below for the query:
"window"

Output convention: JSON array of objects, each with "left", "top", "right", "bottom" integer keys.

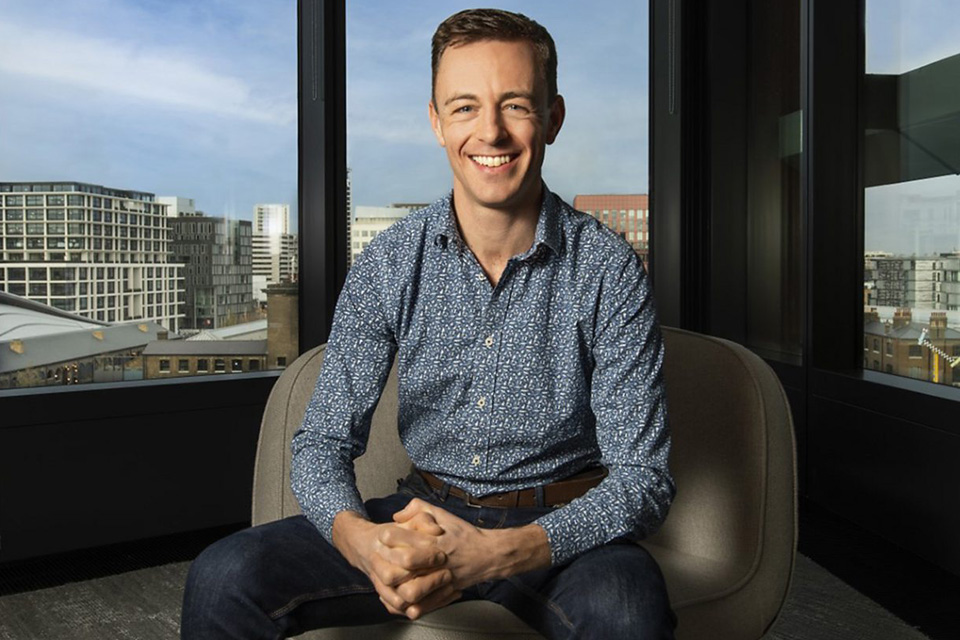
[
  {"left": 159, "top": 359, "right": 170, "bottom": 373},
  {"left": 0, "top": 1, "right": 297, "bottom": 390},
  {"left": 197, "top": 358, "right": 209, "bottom": 372},
  {"left": 231, "top": 358, "right": 243, "bottom": 372},
  {"left": 863, "top": 0, "right": 960, "bottom": 387},
  {"left": 214, "top": 359, "right": 226, "bottom": 373},
  {"left": 248, "top": 359, "right": 260, "bottom": 371},
  {"left": 178, "top": 359, "right": 190, "bottom": 373}
]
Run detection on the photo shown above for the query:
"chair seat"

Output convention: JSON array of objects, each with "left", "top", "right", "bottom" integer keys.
[{"left": 294, "top": 601, "right": 541, "bottom": 639}]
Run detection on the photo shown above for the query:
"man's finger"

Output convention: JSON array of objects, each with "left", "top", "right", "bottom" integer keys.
[
  {"left": 378, "top": 523, "right": 441, "bottom": 549},
  {"left": 394, "top": 511, "right": 444, "bottom": 535},
  {"left": 395, "top": 568, "right": 452, "bottom": 605},
  {"left": 405, "top": 584, "right": 463, "bottom": 620},
  {"left": 393, "top": 497, "right": 435, "bottom": 522},
  {"left": 377, "top": 543, "right": 447, "bottom": 575}
]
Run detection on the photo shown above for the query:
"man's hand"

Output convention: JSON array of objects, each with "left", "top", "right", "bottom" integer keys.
[
  {"left": 331, "top": 510, "right": 461, "bottom": 619},
  {"left": 392, "top": 498, "right": 552, "bottom": 590}
]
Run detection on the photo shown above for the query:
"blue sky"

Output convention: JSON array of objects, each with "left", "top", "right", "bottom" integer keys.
[
  {"left": 0, "top": 0, "right": 648, "bottom": 228},
  {"left": 0, "top": 0, "right": 297, "bottom": 221}
]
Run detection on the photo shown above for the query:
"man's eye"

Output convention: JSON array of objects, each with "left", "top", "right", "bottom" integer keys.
[
  {"left": 505, "top": 103, "right": 529, "bottom": 112},
  {"left": 454, "top": 105, "right": 474, "bottom": 114}
]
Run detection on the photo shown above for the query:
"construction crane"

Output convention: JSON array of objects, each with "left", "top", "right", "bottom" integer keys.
[{"left": 917, "top": 327, "right": 960, "bottom": 383}]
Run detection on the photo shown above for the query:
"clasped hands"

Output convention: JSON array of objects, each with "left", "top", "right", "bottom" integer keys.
[{"left": 332, "top": 497, "right": 550, "bottom": 620}]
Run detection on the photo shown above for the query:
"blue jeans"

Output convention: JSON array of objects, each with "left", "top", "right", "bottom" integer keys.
[{"left": 181, "top": 473, "right": 675, "bottom": 639}]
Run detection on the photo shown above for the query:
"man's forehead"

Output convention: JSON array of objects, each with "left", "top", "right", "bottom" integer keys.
[{"left": 435, "top": 39, "right": 545, "bottom": 90}]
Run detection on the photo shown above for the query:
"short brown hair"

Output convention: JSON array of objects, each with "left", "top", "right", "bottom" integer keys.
[{"left": 431, "top": 8, "right": 558, "bottom": 105}]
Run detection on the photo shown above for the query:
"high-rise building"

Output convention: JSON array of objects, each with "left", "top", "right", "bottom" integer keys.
[
  {"left": 0, "top": 181, "right": 184, "bottom": 332},
  {"left": 573, "top": 194, "right": 650, "bottom": 266},
  {"left": 252, "top": 203, "right": 297, "bottom": 304},
  {"left": 168, "top": 213, "right": 256, "bottom": 330}
]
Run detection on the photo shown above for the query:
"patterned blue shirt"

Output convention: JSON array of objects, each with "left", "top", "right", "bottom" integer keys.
[{"left": 291, "top": 187, "right": 674, "bottom": 565}]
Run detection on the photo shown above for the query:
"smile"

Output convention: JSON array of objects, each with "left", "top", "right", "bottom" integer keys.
[{"left": 470, "top": 154, "right": 516, "bottom": 168}]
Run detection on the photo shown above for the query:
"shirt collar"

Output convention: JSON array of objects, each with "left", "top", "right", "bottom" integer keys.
[{"left": 433, "top": 185, "right": 563, "bottom": 259}]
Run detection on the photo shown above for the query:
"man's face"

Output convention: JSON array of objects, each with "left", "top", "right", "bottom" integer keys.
[{"left": 429, "top": 39, "right": 564, "bottom": 215}]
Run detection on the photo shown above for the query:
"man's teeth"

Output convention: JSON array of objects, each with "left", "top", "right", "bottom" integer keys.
[{"left": 472, "top": 155, "right": 513, "bottom": 167}]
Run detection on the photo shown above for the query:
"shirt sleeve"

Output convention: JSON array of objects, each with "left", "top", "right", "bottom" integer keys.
[
  {"left": 290, "top": 247, "right": 397, "bottom": 543},
  {"left": 534, "top": 248, "right": 675, "bottom": 566}
]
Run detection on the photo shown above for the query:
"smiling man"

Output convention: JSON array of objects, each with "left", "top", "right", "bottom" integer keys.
[{"left": 182, "top": 9, "right": 675, "bottom": 640}]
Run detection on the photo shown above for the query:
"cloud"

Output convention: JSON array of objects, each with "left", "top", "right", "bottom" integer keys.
[{"left": 0, "top": 21, "right": 295, "bottom": 126}]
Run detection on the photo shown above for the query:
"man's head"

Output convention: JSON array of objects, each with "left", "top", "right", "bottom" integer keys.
[
  {"left": 428, "top": 9, "right": 565, "bottom": 216},
  {"left": 431, "top": 8, "right": 558, "bottom": 108}
]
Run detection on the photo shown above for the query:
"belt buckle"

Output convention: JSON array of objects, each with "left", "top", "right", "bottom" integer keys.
[{"left": 463, "top": 494, "right": 485, "bottom": 508}]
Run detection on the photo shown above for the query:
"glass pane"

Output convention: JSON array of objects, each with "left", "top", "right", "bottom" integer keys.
[
  {"left": 744, "top": 0, "right": 803, "bottom": 363},
  {"left": 346, "top": 2, "right": 650, "bottom": 268},
  {"left": 0, "top": 1, "right": 297, "bottom": 389},
  {"left": 863, "top": 0, "right": 960, "bottom": 387}
]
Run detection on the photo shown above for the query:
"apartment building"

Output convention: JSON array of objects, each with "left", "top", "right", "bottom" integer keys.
[{"left": 0, "top": 181, "right": 184, "bottom": 332}]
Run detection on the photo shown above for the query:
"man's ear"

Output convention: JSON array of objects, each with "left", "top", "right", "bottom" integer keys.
[
  {"left": 428, "top": 100, "right": 446, "bottom": 147},
  {"left": 545, "top": 95, "right": 566, "bottom": 145}
]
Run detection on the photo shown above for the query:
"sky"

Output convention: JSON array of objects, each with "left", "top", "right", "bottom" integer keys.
[
  {"left": 0, "top": 0, "right": 298, "bottom": 222},
  {"left": 0, "top": 0, "right": 648, "bottom": 230}
]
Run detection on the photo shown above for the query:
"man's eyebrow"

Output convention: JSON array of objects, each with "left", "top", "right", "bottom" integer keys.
[
  {"left": 444, "top": 93, "right": 478, "bottom": 106},
  {"left": 442, "top": 91, "right": 537, "bottom": 107},
  {"left": 501, "top": 91, "right": 536, "bottom": 102}
]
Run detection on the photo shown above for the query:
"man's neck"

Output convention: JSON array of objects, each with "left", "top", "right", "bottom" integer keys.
[{"left": 452, "top": 189, "right": 542, "bottom": 286}]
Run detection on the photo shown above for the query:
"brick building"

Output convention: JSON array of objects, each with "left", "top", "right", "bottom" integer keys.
[
  {"left": 572, "top": 194, "right": 650, "bottom": 266},
  {"left": 863, "top": 308, "right": 960, "bottom": 385}
]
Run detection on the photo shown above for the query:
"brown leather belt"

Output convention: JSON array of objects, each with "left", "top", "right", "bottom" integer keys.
[{"left": 417, "top": 466, "right": 608, "bottom": 508}]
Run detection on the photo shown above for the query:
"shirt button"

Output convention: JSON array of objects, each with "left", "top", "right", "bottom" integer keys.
[
  {"left": 471, "top": 455, "right": 481, "bottom": 466},
  {"left": 484, "top": 335, "right": 494, "bottom": 348},
  {"left": 476, "top": 273, "right": 485, "bottom": 281},
  {"left": 477, "top": 396, "right": 486, "bottom": 408}
]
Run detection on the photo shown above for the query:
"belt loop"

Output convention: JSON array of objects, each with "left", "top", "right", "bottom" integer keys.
[
  {"left": 438, "top": 482, "right": 451, "bottom": 501},
  {"left": 535, "top": 485, "right": 546, "bottom": 508}
]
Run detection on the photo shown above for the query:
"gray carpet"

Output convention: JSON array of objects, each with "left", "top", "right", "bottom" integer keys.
[{"left": 0, "top": 554, "right": 929, "bottom": 639}]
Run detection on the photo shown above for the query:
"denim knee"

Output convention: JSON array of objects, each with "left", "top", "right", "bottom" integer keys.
[
  {"left": 563, "top": 544, "right": 675, "bottom": 639},
  {"left": 181, "top": 529, "right": 274, "bottom": 638}
]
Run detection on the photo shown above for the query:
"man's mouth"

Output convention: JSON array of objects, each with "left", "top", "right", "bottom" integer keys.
[{"left": 470, "top": 154, "right": 516, "bottom": 168}]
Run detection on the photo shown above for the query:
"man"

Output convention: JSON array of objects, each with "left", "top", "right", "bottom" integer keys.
[{"left": 182, "top": 9, "right": 675, "bottom": 639}]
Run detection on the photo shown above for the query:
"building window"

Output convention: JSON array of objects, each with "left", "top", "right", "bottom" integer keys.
[
  {"left": 908, "top": 345, "right": 922, "bottom": 358},
  {"left": 214, "top": 359, "right": 226, "bottom": 373},
  {"left": 159, "top": 359, "right": 170, "bottom": 373},
  {"left": 231, "top": 359, "right": 243, "bottom": 372},
  {"left": 178, "top": 359, "right": 190, "bottom": 373},
  {"left": 197, "top": 358, "right": 209, "bottom": 372},
  {"left": 248, "top": 359, "right": 261, "bottom": 371},
  {"left": 276, "top": 356, "right": 287, "bottom": 368}
]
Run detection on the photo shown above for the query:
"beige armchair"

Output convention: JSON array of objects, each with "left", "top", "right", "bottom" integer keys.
[{"left": 252, "top": 327, "right": 797, "bottom": 639}]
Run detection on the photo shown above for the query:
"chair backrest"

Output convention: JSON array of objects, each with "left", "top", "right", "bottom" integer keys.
[
  {"left": 252, "top": 344, "right": 409, "bottom": 525},
  {"left": 653, "top": 327, "right": 796, "bottom": 568}
]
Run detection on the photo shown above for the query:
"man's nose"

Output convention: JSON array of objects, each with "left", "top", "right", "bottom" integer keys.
[{"left": 476, "top": 108, "right": 507, "bottom": 145}]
